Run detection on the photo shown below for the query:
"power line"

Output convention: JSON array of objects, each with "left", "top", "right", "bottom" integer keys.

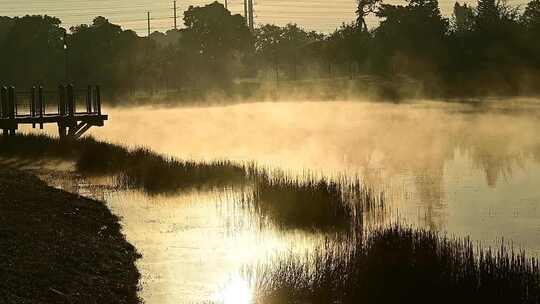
[{"left": 7, "top": 0, "right": 531, "bottom": 35}]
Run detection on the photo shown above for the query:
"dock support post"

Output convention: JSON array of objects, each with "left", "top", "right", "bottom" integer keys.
[
  {"left": 1, "top": 87, "right": 6, "bottom": 119},
  {"left": 92, "top": 86, "right": 97, "bottom": 114},
  {"left": 38, "top": 86, "right": 44, "bottom": 129},
  {"left": 66, "top": 84, "right": 75, "bottom": 138},
  {"left": 58, "top": 123, "right": 67, "bottom": 138},
  {"left": 96, "top": 85, "right": 101, "bottom": 116},
  {"left": 67, "top": 84, "right": 75, "bottom": 117},
  {"left": 8, "top": 87, "right": 15, "bottom": 119},
  {"left": 8, "top": 86, "right": 16, "bottom": 135},
  {"left": 58, "top": 85, "right": 66, "bottom": 116},
  {"left": 58, "top": 85, "right": 67, "bottom": 139},
  {"left": 86, "top": 85, "right": 92, "bottom": 113},
  {"left": 1, "top": 87, "right": 7, "bottom": 136},
  {"left": 31, "top": 86, "right": 36, "bottom": 128}
]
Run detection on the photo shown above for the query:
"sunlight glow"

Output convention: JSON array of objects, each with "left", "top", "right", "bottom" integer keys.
[{"left": 218, "top": 276, "right": 253, "bottom": 304}]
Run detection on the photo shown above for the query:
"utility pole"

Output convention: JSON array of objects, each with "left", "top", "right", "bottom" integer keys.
[
  {"left": 225, "top": 0, "right": 228, "bottom": 10},
  {"left": 248, "top": 0, "right": 254, "bottom": 31},
  {"left": 147, "top": 11, "right": 151, "bottom": 37},
  {"left": 244, "top": 0, "right": 248, "bottom": 27},
  {"left": 173, "top": 1, "right": 178, "bottom": 30}
]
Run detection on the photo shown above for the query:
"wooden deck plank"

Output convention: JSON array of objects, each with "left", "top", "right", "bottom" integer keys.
[
  {"left": 0, "top": 115, "right": 107, "bottom": 123},
  {"left": 0, "top": 115, "right": 107, "bottom": 129}
]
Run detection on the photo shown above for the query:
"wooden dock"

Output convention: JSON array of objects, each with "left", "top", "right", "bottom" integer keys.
[{"left": 0, "top": 85, "right": 107, "bottom": 139}]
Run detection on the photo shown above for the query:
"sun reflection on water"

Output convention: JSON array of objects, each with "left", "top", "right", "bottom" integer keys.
[{"left": 217, "top": 275, "right": 253, "bottom": 304}]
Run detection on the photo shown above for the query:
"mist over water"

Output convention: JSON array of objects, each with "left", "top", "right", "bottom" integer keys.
[
  {"left": 4, "top": 0, "right": 540, "bottom": 300},
  {"left": 24, "top": 99, "right": 540, "bottom": 303}
]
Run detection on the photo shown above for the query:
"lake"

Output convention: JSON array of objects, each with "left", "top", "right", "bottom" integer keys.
[{"left": 27, "top": 99, "right": 540, "bottom": 303}]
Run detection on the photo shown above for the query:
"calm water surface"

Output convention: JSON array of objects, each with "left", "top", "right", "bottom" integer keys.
[{"left": 28, "top": 99, "right": 540, "bottom": 303}]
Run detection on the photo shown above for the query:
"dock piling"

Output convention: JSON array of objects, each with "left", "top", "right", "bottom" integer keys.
[
  {"left": 31, "top": 87, "right": 36, "bottom": 117},
  {"left": 1, "top": 87, "right": 7, "bottom": 119},
  {"left": 86, "top": 85, "right": 92, "bottom": 113},
  {"left": 94, "top": 86, "right": 101, "bottom": 115},
  {"left": 58, "top": 85, "right": 66, "bottom": 116},
  {"left": 8, "top": 87, "right": 15, "bottom": 135},
  {"left": 31, "top": 86, "right": 36, "bottom": 128},
  {"left": 67, "top": 84, "right": 75, "bottom": 118},
  {"left": 96, "top": 86, "right": 101, "bottom": 116},
  {"left": 8, "top": 87, "right": 15, "bottom": 119},
  {"left": 1, "top": 87, "right": 7, "bottom": 136},
  {"left": 38, "top": 86, "right": 44, "bottom": 129}
]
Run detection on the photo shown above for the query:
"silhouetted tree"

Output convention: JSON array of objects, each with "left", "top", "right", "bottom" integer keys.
[
  {"left": 325, "top": 23, "right": 370, "bottom": 74},
  {"left": 3, "top": 0, "right": 540, "bottom": 99},
  {"left": 254, "top": 23, "right": 324, "bottom": 80},
  {"left": 0, "top": 16, "right": 14, "bottom": 43},
  {"left": 473, "top": 0, "right": 522, "bottom": 93},
  {"left": 356, "top": 0, "right": 381, "bottom": 32},
  {"left": 452, "top": 3, "right": 475, "bottom": 33},
  {"left": 181, "top": 1, "right": 252, "bottom": 89},
  {"left": 0, "top": 15, "right": 64, "bottom": 86},
  {"left": 371, "top": 0, "right": 449, "bottom": 89},
  {"left": 521, "top": 0, "right": 540, "bottom": 68},
  {"left": 69, "top": 17, "right": 151, "bottom": 93},
  {"left": 522, "top": 0, "right": 540, "bottom": 29}
]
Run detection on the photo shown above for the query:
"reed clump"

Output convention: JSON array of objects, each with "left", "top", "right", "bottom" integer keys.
[
  {"left": 247, "top": 170, "right": 382, "bottom": 231},
  {"left": 252, "top": 225, "right": 540, "bottom": 304}
]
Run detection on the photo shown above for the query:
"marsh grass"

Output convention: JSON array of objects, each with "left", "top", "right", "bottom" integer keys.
[
  {"left": 245, "top": 170, "right": 384, "bottom": 231},
  {"left": 0, "top": 134, "right": 247, "bottom": 194},
  {"left": 252, "top": 225, "right": 540, "bottom": 304},
  {"left": 0, "top": 134, "right": 382, "bottom": 230}
]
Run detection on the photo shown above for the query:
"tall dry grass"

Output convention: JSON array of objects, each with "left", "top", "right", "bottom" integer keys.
[{"left": 251, "top": 225, "right": 540, "bottom": 304}]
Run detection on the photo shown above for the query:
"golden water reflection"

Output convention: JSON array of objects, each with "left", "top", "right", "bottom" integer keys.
[
  {"left": 23, "top": 99, "right": 540, "bottom": 303},
  {"left": 101, "top": 189, "right": 318, "bottom": 303}
]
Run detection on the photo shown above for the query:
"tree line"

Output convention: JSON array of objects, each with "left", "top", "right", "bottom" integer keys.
[{"left": 0, "top": 0, "right": 539, "bottom": 99}]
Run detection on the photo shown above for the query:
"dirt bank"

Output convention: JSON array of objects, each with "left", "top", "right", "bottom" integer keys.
[{"left": 0, "top": 169, "right": 140, "bottom": 304}]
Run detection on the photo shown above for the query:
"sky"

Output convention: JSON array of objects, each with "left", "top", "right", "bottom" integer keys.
[{"left": 0, "top": 0, "right": 527, "bottom": 36}]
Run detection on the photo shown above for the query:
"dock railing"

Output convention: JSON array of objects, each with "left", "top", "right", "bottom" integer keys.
[{"left": 0, "top": 84, "right": 107, "bottom": 138}]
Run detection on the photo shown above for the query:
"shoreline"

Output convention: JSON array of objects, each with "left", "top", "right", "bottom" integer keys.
[{"left": 0, "top": 169, "right": 140, "bottom": 303}]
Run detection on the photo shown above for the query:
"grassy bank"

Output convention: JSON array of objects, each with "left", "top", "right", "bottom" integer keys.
[
  {"left": 0, "top": 134, "right": 248, "bottom": 194},
  {"left": 0, "top": 169, "right": 140, "bottom": 303},
  {"left": 252, "top": 225, "right": 540, "bottom": 304},
  {"left": 0, "top": 134, "right": 380, "bottom": 231}
]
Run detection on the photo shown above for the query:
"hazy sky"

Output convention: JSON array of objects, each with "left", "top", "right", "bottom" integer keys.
[{"left": 0, "top": 0, "right": 525, "bottom": 35}]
